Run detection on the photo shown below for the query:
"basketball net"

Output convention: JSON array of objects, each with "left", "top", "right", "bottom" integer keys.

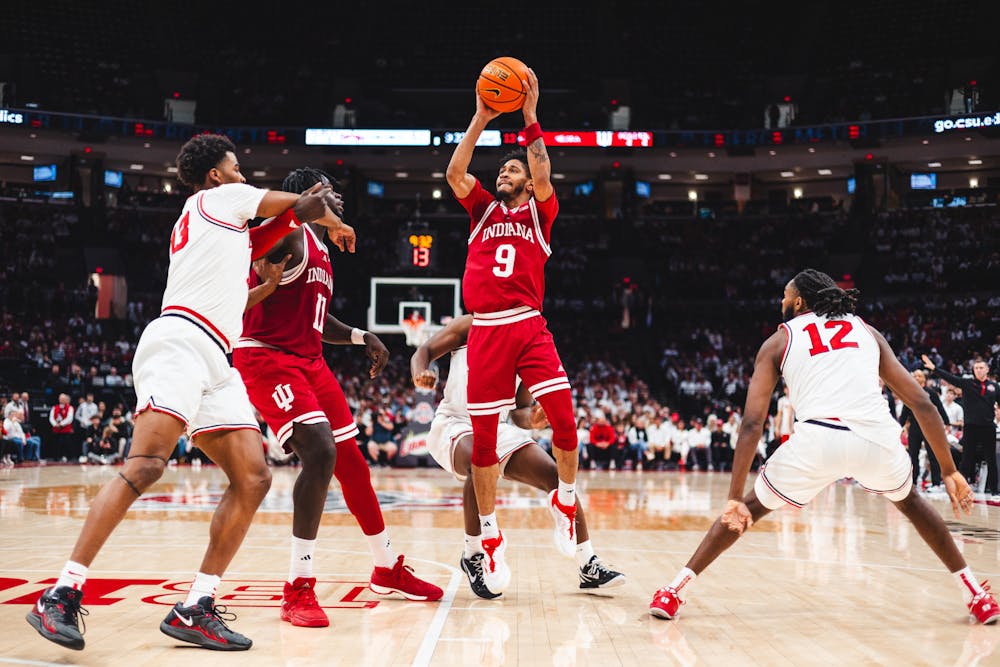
[{"left": 402, "top": 318, "right": 427, "bottom": 348}]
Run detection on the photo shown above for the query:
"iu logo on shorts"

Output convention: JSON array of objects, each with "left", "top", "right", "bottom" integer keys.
[{"left": 272, "top": 383, "right": 294, "bottom": 412}]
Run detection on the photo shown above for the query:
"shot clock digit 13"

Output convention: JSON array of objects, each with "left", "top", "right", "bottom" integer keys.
[{"left": 399, "top": 227, "right": 437, "bottom": 271}]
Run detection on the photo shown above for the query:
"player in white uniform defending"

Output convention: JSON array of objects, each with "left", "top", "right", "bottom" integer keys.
[
  {"left": 649, "top": 269, "right": 1000, "bottom": 625},
  {"left": 26, "top": 134, "right": 348, "bottom": 652},
  {"left": 411, "top": 315, "right": 624, "bottom": 598}
]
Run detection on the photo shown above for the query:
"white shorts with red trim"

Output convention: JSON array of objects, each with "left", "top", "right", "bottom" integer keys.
[
  {"left": 426, "top": 414, "right": 534, "bottom": 482},
  {"left": 133, "top": 317, "right": 259, "bottom": 438},
  {"left": 754, "top": 421, "right": 912, "bottom": 510}
]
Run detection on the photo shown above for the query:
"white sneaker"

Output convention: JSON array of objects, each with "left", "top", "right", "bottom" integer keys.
[
  {"left": 547, "top": 490, "right": 577, "bottom": 558},
  {"left": 78, "top": 456, "right": 88, "bottom": 464},
  {"left": 480, "top": 532, "right": 511, "bottom": 594}
]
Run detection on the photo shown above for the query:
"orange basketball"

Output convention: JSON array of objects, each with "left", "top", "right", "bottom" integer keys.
[{"left": 476, "top": 57, "right": 529, "bottom": 113}]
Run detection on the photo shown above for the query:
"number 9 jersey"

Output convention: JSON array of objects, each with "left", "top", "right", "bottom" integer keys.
[
  {"left": 778, "top": 312, "right": 902, "bottom": 446},
  {"left": 457, "top": 178, "right": 557, "bottom": 314}
]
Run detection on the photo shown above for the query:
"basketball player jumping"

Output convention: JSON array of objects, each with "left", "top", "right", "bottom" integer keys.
[
  {"left": 411, "top": 314, "right": 625, "bottom": 598},
  {"left": 446, "top": 68, "right": 579, "bottom": 594},
  {"left": 649, "top": 269, "right": 1000, "bottom": 625},
  {"left": 26, "top": 134, "right": 347, "bottom": 651},
  {"left": 234, "top": 167, "right": 442, "bottom": 628}
]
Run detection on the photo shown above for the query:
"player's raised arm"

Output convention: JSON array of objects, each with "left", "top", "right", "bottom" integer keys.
[
  {"left": 520, "top": 68, "right": 552, "bottom": 202},
  {"left": 249, "top": 183, "right": 331, "bottom": 261},
  {"left": 871, "top": 325, "right": 973, "bottom": 517},
  {"left": 410, "top": 315, "right": 473, "bottom": 388},
  {"left": 446, "top": 97, "right": 500, "bottom": 199}
]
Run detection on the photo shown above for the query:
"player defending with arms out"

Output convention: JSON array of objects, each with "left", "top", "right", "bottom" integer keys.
[
  {"left": 411, "top": 315, "right": 625, "bottom": 598},
  {"left": 234, "top": 167, "right": 441, "bottom": 627},
  {"left": 26, "top": 134, "right": 346, "bottom": 651},
  {"left": 649, "top": 269, "right": 999, "bottom": 625},
  {"left": 447, "top": 68, "right": 580, "bottom": 593}
]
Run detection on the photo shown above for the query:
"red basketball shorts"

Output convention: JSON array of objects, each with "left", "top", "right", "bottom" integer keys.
[
  {"left": 233, "top": 346, "right": 359, "bottom": 452},
  {"left": 466, "top": 309, "right": 572, "bottom": 416}
]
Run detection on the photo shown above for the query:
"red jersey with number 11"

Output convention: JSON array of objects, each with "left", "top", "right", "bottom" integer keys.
[
  {"left": 458, "top": 179, "right": 558, "bottom": 313},
  {"left": 240, "top": 225, "right": 332, "bottom": 359}
]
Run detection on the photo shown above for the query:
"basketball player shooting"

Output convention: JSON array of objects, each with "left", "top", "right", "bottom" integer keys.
[
  {"left": 411, "top": 315, "right": 625, "bottom": 598},
  {"left": 234, "top": 167, "right": 441, "bottom": 628},
  {"left": 26, "top": 134, "right": 347, "bottom": 651},
  {"left": 649, "top": 269, "right": 999, "bottom": 625},
  {"left": 446, "top": 67, "right": 580, "bottom": 594}
]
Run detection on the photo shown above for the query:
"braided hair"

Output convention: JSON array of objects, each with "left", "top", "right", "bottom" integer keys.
[
  {"left": 501, "top": 148, "right": 531, "bottom": 178},
  {"left": 792, "top": 269, "right": 860, "bottom": 317},
  {"left": 175, "top": 134, "right": 236, "bottom": 188},
  {"left": 281, "top": 166, "right": 336, "bottom": 194}
]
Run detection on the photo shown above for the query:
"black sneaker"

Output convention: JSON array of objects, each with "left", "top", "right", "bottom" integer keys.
[
  {"left": 579, "top": 556, "right": 626, "bottom": 591},
  {"left": 25, "top": 586, "right": 88, "bottom": 650},
  {"left": 159, "top": 596, "right": 251, "bottom": 651},
  {"left": 460, "top": 553, "right": 502, "bottom": 600}
]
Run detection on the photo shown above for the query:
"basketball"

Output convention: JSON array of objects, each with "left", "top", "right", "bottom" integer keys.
[{"left": 476, "top": 56, "right": 529, "bottom": 113}]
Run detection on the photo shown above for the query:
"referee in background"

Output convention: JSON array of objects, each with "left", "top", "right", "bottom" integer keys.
[{"left": 923, "top": 355, "right": 1000, "bottom": 495}]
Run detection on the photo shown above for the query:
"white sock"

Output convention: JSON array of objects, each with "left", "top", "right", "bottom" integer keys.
[
  {"left": 55, "top": 560, "right": 88, "bottom": 591},
  {"left": 464, "top": 534, "right": 483, "bottom": 559},
  {"left": 184, "top": 572, "right": 220, "bottom": 607},
  {"left": 955, "top": 566, "right": 985, "bottom": 604},
  {"left": 479, "top": 513, "right": 499, "bottom": 540},
  {"left": 575, "top": 540, "right": 595, "bottom": 568},
  {"left": 557, "top": 480, "right": 576, "bottom": 507},
  {"left": 668, "top": 567, "right": 697, "bottom": 595},
  {"left": 366, "top": 530, "right": 397, "bottom": 569},
  {"left": 289, "top": 536, "right": 316, "bottom": 582}
]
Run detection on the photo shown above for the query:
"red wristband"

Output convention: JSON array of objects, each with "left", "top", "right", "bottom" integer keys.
[
  {"left": 521, "top": 122, "right": 543, "bottom": 145},
  {"left": 272, "top": 208, "right": 302, "bottom": 229}
]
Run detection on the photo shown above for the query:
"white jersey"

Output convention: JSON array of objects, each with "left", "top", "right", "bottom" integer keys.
[
  {"left": 159, "top": 183, "right": 267, "bottom": 352},
  {"left": 779, "top": 312, "right": 901, "bottom": 447},
  {"left": 437, "top": 346, "right": 513, "bottom": 421}
]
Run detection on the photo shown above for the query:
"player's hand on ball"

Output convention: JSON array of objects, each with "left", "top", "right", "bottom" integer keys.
[
  {"left": 721, "top": 499, "right": 753, "bottom": 535},
  {"left": 253, "top": 253, "right": 292, "bottom": 286},
  {"left": 327, "top": 222, "right": 356, "bottom": 253},
  {"left": 944, "top": 470, "right": 974, "bottom": 518},
  {"left": 475, "top": 91, "right": 502, "bottom": 122},
  {"left": 365, "top": 334, "right": 389, "bottom": 378},
  {"left": 413, "top": 369, "right": 437, "bottom": 390},
  {"left": 529, "top": 403, "right": 549, "bottom": 430}
]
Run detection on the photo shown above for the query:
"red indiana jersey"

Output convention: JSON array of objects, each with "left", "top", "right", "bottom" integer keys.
[
  {"left": 240, "top": 225, "right": 332, "bottom": 358},
  {"left": 458, "top": 178, "right": 557, "bottom": 313}
]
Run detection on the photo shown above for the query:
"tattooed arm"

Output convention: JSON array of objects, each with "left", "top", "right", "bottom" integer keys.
[{"left": 521, "top": 68, "right": 553, "bottom": 202}]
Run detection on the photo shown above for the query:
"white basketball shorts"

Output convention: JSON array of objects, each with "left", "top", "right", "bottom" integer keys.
[
  {"left": 754, "top": 421, "right": 912, "bottom": 509},
  {"left": 426, "top": 413, "right": 535, "bottom": 481},
  {"left": 133, "top": 316, "right": 259, "bottom": 438}
]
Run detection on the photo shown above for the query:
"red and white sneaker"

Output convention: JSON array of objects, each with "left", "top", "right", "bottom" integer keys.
[
  {"left": 281, "top": 577, "right": 329, "bottom": 627},
  {"left": 481, "top": 532, "right": 512, "bottom": 594},
  {"left": 649, "top": 586, "right": 684, "bottom": 620},
  {"left": 547, "top": 490, "right": 577, "bottom": 558},
  {"left": 969, "top": 581, "right": 1000, "bottom": 625},
  {"left": 369, "top": 555, "right": 443, "bottom": 601}
]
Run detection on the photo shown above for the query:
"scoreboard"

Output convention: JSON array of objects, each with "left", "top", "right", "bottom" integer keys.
[{"left": 399, "top": 228, "right": 437, "bottom": 271}]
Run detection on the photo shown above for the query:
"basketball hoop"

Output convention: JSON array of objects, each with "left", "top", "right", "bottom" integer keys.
[{"left": 402, "top": 318, "right": 428, "bottom": 348}]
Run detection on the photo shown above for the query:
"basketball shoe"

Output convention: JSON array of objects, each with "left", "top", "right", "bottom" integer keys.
[
  {"left": 281, "top": 577, "right": 329, "bottom": 627},
  {"left": 579, "top": 556, "right": 626, "bottom": 591},
  {"left": 649, "top": 586, "right": 684, "bottom": 620},
  {"left": 547, "top": 490, "right": 577, "bottom": 558},
  {"left": 969, "top": 581, "right": 1000, "bottom": 625},
  {"left": 461, "top": 553, "right": 502, "bottom": 600},
  {"left": 369, "top": 555, "right": 443, "bottom": 601},
  {"left": 25, "top": 586, "right": 88, "bottom": 650},
  {"left": 481, "top": 532, "right": 512, "bottom": 593},
  {"left": 159, "top": 596, "right": 252, "bottom": 650}
]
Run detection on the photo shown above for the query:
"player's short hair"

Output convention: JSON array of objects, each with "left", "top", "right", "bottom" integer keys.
[
  {"left": 792, "top": 268, "right": 860, "bottom": 317},
  {"left": 282, "top": 167, "right": 337, "bottom": 194},
  {"left": 501, "top": 148, "right": 531, "bottom": 178},
  {"left": 175, "top": 134, "right": 236, "bottom": 188}
]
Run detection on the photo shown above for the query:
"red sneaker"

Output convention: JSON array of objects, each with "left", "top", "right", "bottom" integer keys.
[
  {"left": 369, "top": 555, "right": 443, "bottom": 601},
  {"left": 969, "top": 581, "right": 1000, "bottom": 625},
  {"left": 281, "top": 578, "right": 329, "bottom": 627},
  {"left": 649, "top": 586, "right": 684, "bottom": 620}
]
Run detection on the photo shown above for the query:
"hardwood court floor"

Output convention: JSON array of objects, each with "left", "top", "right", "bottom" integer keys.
[{"left": 1, "top": 462, "right": 998, "bottom": 666}]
